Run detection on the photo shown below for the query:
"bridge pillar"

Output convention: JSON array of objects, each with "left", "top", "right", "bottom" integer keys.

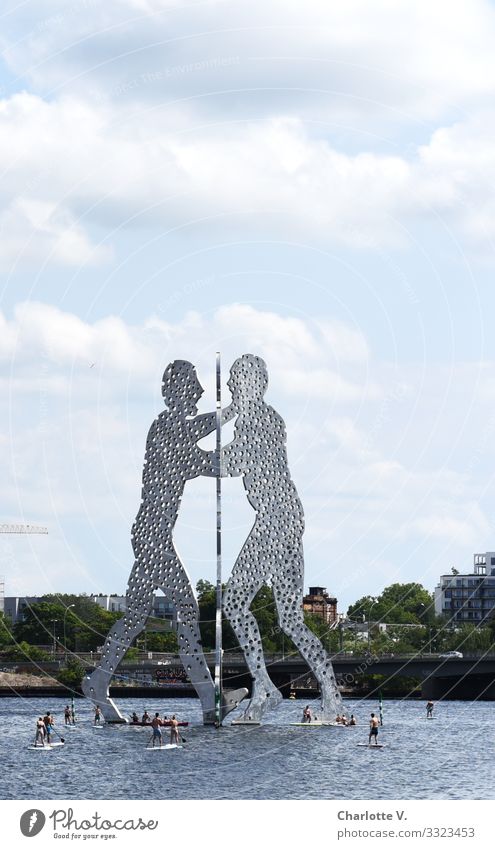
[{"left": 421, "top": 675, "right": 495, "bottom": 700}]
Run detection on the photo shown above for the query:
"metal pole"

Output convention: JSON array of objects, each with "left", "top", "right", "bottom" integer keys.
[{"left": 214, "top": 352, "right": 223, "bottom": 725}]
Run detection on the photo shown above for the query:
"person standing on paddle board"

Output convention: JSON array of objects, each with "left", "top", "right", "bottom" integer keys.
[
  {"left": 94, "top": 706, "right": 102, "bottom": 725},
  {"left": 426, "top": 700, "right": 434, "bottom": 718},
  {"left": 64, "top": 705, "right": 71, "bottom": 725},
  {"left": 43, "top": 711, "right": 53, "bottom": 743},
  {"left": 35, "top": 717, "right": 46, "bottom": 747},
  {"left": 369, "top": 713, "right": 380, "bottom": 746},
  {"left": 302, "top": 705, "right": 312, "bottom": 723},
  {"left": 151, "top": 713, "right": 162, "bottom": 747},
  {"left": 170, "top": 715, "right": 180, "bottom": 745}
]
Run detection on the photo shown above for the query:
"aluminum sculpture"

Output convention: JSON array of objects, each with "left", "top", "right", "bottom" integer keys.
[
  {"left": 222, "top": 354, "right": 343, "bottom": 723},
  {"left": 82, "top": 360, "right": 246, "bottom": 724}
]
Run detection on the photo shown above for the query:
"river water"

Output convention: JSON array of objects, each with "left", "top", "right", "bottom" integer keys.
[{"left": 0, "top": 696, "right": 492, "bottom": 800}]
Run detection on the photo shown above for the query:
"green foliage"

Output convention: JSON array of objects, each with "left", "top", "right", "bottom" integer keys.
[
  {"left": 0, "top": 612, "right": 14, "bottom": 648},
  {"left": 196, "top": 580, "right": 238, "bottom": 652},
  {"left": 347, "top": 583, "right": 434, "bottom": 625},
  {"left": 364, "top": 673, "right": 422, "bottom": 695},
  {"left": 57, "top": 658, "right": 85, "bottom": 687},
  {"left": 13, "top": 596, "right": 122, "bottom": 652},
  {"left": 123, "top": 647, "right": 140, "bottom": 661},
  {"left": 142, "top": 632, "right": 178, "bottom": 652},
  {"left": 442, "top": 624, "right": 494, "bottom": 653},
  {"left": 0, "top": 640, "right": 51, "bottom": 661}
]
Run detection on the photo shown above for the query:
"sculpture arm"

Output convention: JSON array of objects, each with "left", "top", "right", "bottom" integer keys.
[{"left": 192, "top": 404, "right": 237, "bottom": 439}]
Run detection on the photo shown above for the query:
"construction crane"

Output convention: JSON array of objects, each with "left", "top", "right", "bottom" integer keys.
[{"left": 0, "top": 524, "right": 48, "bottom": 534}]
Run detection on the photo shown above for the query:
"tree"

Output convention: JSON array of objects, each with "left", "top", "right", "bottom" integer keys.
[
  {"left": 0, "top": 640, "right": 51, "bottom": 662},
  {"left": 347, "top": 583, "right": 434, "bottom": 625},
  {"left": 0, "top": 612, "right": 14, "bottom": 648},
  {"left": 13, "top": 597, "right": 122, "bottom": 652},
  {"left": 196, "top": 580, "right": 238, "bottom": 652},
  {"left": 57, "top": 658, "right": 85, "bottom": 688}
]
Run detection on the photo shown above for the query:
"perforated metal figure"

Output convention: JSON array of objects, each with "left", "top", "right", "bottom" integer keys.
[
  {"left": 82, "top": 360, "right": 246, "bottom": 723},
  {"left": 222, "top": 354, "right": 343, "bottom": 723}
]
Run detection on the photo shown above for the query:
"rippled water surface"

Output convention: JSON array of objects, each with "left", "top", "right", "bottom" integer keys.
[{"left": 0, "top": 696, "right": 493, "bottom": 800}]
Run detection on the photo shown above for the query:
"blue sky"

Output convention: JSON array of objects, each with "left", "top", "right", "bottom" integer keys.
[{"left": 2, "top": 1, "right": 495, "bottom": 611}]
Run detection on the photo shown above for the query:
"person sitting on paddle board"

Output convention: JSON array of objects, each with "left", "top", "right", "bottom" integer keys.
[
  {"left": 349, "top": 714, "right": 357, "bottom": 725},
  {"left": 151, "top": 712, "right": 162, "bottom": 747},
  {"left": 426, "top": 700, "right": 434, "bottom": 718},
  {"left": 369, "top": 712, "right": 380, "bottom": 745},
  {"left": 170, "top": 715, "right": 180, "bottom": 745},
  {"left": 35, "top": 717, "right": 46, "bottom": 747},
  {"left": 131, "top": 712, "right": 139, "bottom": 724},
  {"left": 142, "top": 710, "right": 150, "bottom": 724}
]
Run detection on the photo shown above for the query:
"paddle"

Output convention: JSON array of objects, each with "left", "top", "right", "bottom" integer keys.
[{"left": 49, "top": 723, "right": 65, "bottom": 745}]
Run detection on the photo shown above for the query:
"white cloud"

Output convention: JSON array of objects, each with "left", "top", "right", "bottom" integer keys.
[
  {"left": 3, "top": 0, "right": 495, "bottom": 124},
  {"left": 2, "top": 90, "right": 495, "bottom": 266}
]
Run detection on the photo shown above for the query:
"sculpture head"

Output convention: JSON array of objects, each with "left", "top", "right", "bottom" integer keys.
[
  {"left": 228, "top": 354, "right": 268, "bottom": 404},
  {"left": 162, "top": 360, "right": 203, "bottom": 415}
]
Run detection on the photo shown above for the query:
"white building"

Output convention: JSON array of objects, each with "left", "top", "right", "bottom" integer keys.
[
  {"left": 434, "top": 552, "right": 495, "bottom": 624},
  {"left": 91, "top": 594, "right": 176, "bottom": 625}
]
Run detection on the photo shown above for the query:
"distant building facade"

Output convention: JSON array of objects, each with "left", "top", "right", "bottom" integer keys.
[
  {"left": 2, "top": 596, "right": 42, "bottom": 625},
  {"left": 303, "top": 586, "right": 338, "bottom": 625},
  {"left": 434, "top": 552, "right": 495, "bottom": 624},
  {"left": 91, "top": 594, "right": 175, "bottom": 625}
]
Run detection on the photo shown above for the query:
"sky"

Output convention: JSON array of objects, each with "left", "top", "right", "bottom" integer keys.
[{"left": 2, "top": 0, "right": 495, "bottom": 610}]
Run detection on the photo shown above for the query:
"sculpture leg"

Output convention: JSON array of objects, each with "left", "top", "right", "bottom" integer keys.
[
  {"left": 273, "top": 548, "right": 343, "bottom": 720},
  {"left": 164, "top": 567, "right": 247, "bottom": 724},
  {"left": 82, "top": 573, "right": 154, "bottom": 722},
  {"left": 223, "top": 545, "right": 283, "bottom": 722}
]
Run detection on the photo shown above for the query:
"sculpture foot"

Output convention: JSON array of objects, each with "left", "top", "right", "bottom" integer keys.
[
  {"left": 203, "top": 688, "right": 249, "bottom": 724},
  {"left": 319, "top": 694, "right": 344, "bottom": 723},
  {"left": 234, "top": 686, "right": 283, "bottom": 724},
  {"left": 81, "top": 673, "right": 127, "bottom": 723}
]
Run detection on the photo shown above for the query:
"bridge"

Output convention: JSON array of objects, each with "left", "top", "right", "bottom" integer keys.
[{"left": 116, "top": 652, "right": 495, "bottom": 700}]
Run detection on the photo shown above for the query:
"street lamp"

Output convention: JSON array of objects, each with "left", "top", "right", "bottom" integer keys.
[
  {"left": 418, "top": 603, "right": 432, "bottom": 654},
  {"left": 367, "top": 598, "right": 377, "bottom": 652},
  {"left": 51, "top": 619, "right": 58, "bottom": 660},
  {"left": 63, "top": 604, "right": 75, "bottom": 660}
]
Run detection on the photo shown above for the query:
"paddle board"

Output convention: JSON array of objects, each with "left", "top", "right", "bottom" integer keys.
[
  {"left": 28, "top": 745, "right": 53, "bottom": 751},
  {"left": 357, "top": 743, "right": 385, "bottom": 748},
  {"left": 146, "top": 744, "right": 182, "bottom": 750},
  {"left": 289, "top": 721, "right": 323, "bottom": 727}
]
